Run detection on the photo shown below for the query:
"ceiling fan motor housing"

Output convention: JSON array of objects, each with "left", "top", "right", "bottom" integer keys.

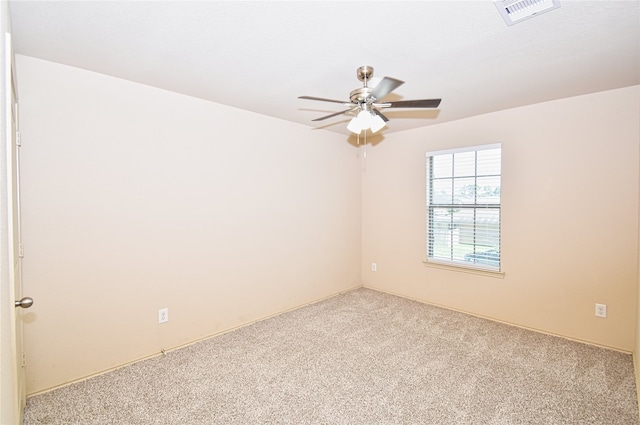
[{"left": 350, "top": 87, "right": 375, "bottom": 106}]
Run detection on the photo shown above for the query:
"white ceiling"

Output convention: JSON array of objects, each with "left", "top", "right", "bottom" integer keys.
[{"left": 8, "top": 1, "right": 640, "bottom": 136}]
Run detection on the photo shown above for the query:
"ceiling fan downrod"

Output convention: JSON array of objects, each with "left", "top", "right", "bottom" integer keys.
[{"left": 351, "top": 65, "right": 375, "bottom": 105}]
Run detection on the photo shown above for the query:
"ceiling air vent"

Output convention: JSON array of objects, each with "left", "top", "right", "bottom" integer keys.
[{"left": 494, "top": 0, "right": 560, "bottom": 26}]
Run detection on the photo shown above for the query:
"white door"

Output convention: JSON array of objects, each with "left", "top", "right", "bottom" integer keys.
[{"left": 1, "top": 31, "right": 30, "bottom": 425}]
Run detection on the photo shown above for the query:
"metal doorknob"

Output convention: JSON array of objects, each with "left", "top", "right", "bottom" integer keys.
[{"left": 15, "top": 297, "right": 34, "bottom": 309}]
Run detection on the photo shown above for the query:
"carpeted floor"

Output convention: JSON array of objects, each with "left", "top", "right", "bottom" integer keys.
[{"left": 24, "top": 287, "right": 639, "bottom": 424}]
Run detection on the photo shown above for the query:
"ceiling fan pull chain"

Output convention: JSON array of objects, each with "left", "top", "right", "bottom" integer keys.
[{"left": 364, "top": 128, "right": 367, "bottom": 158}]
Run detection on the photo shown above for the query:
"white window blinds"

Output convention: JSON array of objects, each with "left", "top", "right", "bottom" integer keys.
[{"left": 426, "top": 144, "right": 502, "bottom": 271}]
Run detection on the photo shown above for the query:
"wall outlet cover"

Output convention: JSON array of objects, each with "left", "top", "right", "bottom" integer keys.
[
  {"left": 595, "top": 303, "right": 607, "bottom": 318},
  {"left": 158, "top": 308, "right": 169, "bottom": 324}
]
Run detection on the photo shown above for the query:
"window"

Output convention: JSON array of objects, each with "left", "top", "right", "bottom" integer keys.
[{"left": 426, "top": 144, "right": 501, "bottom": 271}]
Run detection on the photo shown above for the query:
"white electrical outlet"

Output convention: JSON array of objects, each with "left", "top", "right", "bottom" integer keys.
[
  {"left": 595, "top": 303, "right": 607, "bottom": 318},
  {"left": 158, "top": 308, "right": 169, "bottom": 324},
  {"left": 371, "top": 262, "right": 377, "bottom": 272}
]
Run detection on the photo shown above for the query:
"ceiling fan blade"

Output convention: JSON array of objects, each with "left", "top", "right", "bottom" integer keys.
[
  {"left": 385, "top": 99, "right": 442, "bottom": 108},
  {"left": 299, "top": 96, "right": 350, "bottom": 105},
  {"left": 369, "top": 77, "right": 405, "bottom": 101},
  {"left": 372, "top": 108, "right": 389, "bottom": 122},
  {"left": 312, "top": 107, "right": 359, "bottom": 122}
]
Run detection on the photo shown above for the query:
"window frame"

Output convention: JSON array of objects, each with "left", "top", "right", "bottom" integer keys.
[{"left": 424, "top": 143, "right": 504, "bottom": 276}]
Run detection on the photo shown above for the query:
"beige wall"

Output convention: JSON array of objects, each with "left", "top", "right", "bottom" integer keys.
[
  {"left": 17, "top": 55, "right": 362, "bottom": 394},
  {"left": 362, "top": 86, "right": 640, "bottom": 352},
  {"left": 15, "top": 53, "right": 640, "bottom": 396}
]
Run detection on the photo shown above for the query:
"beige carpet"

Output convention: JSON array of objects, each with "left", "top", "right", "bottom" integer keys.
[{"left": 24, "top": 287, "right": 639, "bottom": 424}]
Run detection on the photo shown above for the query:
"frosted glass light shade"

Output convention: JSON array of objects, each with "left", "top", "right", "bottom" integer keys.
[
  {"left": 356, "top": 110, "right": 372, "bottom": 128},
  {"left": 347, "top": 117, "right": 364, "bottom": 134},
  {"left": 369, "top": 114, "right": 386, "bottom": 133}
]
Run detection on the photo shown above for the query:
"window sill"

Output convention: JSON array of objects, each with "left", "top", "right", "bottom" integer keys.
[{"left": 423, "top": 260, "right": 505, "bottom": 279}]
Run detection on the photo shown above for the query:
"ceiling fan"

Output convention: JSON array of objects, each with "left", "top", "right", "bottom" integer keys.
[{"left": 299, "top": 65, "right": 441, "bottom": 134}]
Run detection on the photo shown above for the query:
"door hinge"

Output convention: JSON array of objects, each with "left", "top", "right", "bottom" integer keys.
[
  {"left": 22, "top": 353, "right": 26, "bottom": 367},
  {"left": 18, "top": 243, "right": 24, "bottom": 258},
  {"left": 16, "top": 131, "right": 22, "bottom": 147}
]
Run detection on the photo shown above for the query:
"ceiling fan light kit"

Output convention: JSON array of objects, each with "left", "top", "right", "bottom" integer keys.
[
  {"left": 347, "top": 109, "right": 386, "bottom": 134},
  {"left": 299, "top": 66, "right": 442, "bottom": 135}
]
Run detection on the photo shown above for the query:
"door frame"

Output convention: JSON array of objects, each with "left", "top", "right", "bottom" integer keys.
[{"left": 1, "top": 30, "right": 25, "bottom": 424}]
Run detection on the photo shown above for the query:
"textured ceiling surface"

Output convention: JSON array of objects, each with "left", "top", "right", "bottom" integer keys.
[{"left": 8, "top": 1, "right": 640, "bottom": 135}]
